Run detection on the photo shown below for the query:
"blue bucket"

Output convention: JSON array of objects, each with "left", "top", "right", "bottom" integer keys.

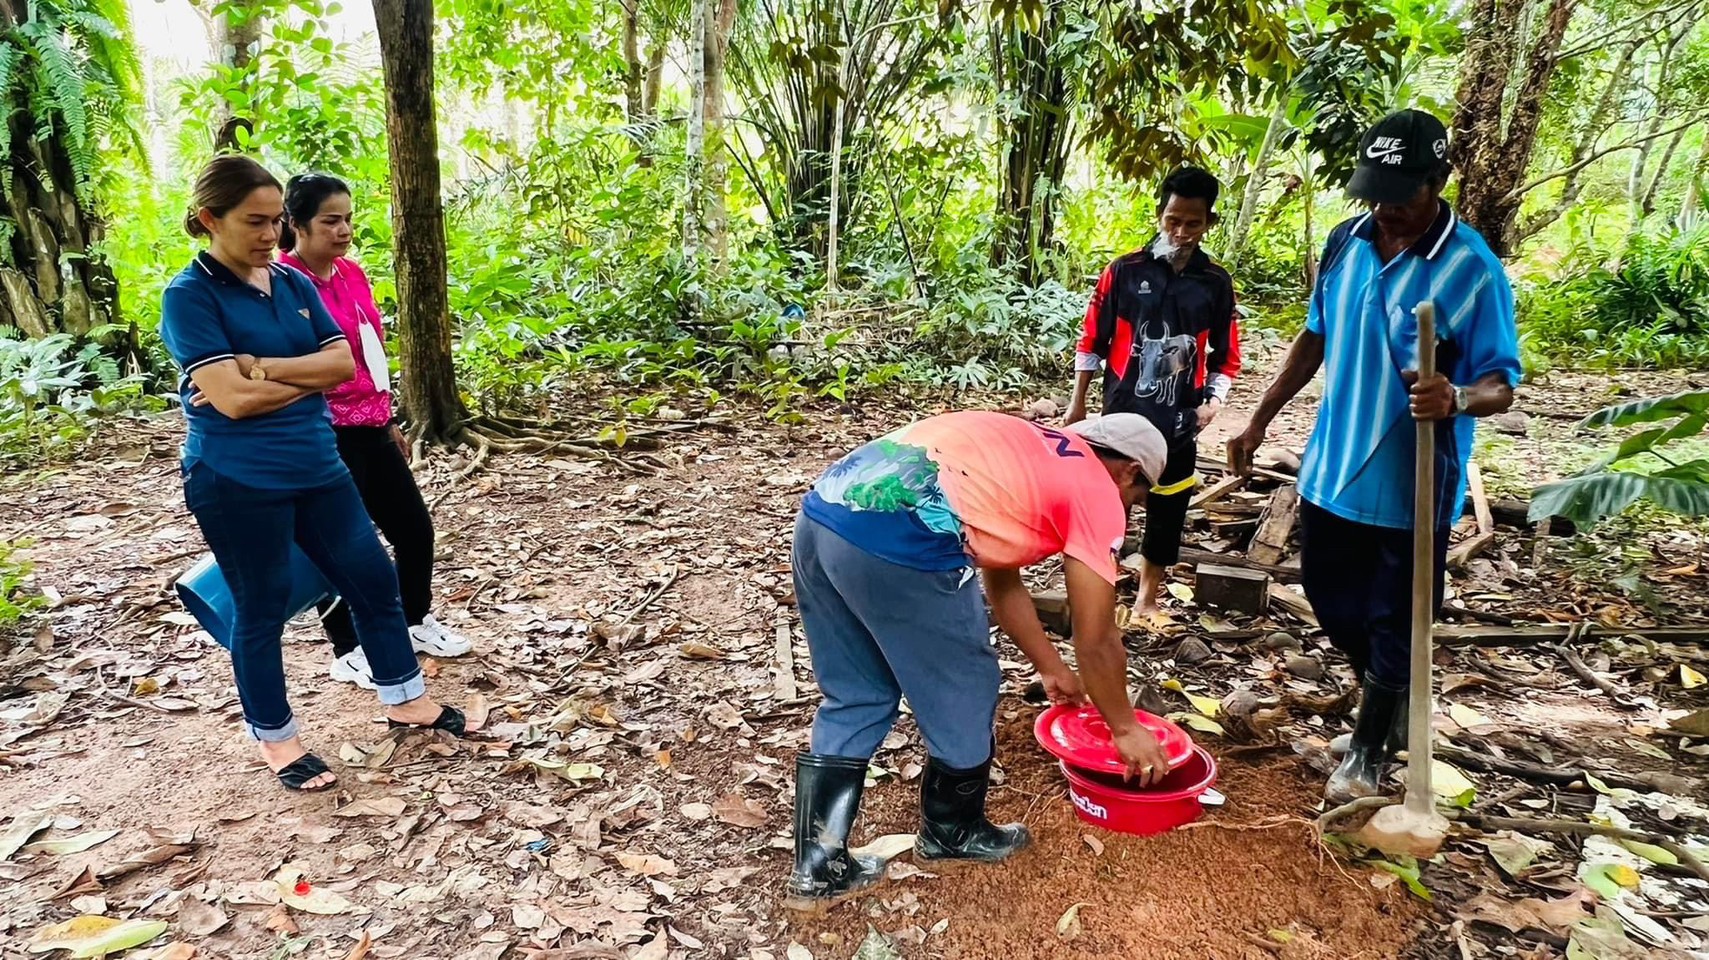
[{"left": 174, "top": 547, "right": 338, "bottom": 650}]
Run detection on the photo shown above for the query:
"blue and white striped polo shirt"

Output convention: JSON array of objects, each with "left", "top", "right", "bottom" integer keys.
[{"left": 1296, "top": 202, "right": 1522, "bottom": 531}]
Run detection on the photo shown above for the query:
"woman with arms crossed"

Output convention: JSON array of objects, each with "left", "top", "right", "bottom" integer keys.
[{"left": 160, "top": 156, "right": 464, "bottom": 792}]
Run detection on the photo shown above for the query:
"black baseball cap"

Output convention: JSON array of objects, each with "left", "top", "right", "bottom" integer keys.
[{"left": 1347, "top": 109, "right": 1451, "bottom": 204}]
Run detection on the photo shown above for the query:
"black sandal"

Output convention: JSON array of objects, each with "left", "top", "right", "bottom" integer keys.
[
  {"left": 388, "top": 705, "right": 466, "bottom": 737},
  {"left": 275, "top": 753, "right": 336, "bottom": 792}
]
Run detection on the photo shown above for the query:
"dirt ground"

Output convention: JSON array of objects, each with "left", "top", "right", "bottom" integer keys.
[{"left": 2, "top": 349, "right": 1705, "bottom": 960}]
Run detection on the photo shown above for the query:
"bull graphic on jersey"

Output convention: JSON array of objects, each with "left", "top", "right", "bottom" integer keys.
[{"left": 1129, "top": 324, "right": 1197, "bottom": 406}]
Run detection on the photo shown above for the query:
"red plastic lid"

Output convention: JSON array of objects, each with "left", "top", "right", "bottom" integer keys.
[{"left": 1033, "top": 704, "right": 1195, "bottom": 774}]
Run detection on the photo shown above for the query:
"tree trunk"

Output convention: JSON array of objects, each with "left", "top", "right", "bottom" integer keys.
[
  {"left": 212, "top": 0, "right": 262, "bottom": 152},
  {"left": 702, "top": 0, "right": 737, "bottom": 267},
  {"left": 1640, "top": 127, "right": 1687, "bottom": 219},
  {"left": 1514, "top": 33, "right": 1643, "bottom": 242},
  {"left": 1451, "top": 0, "right": 1577, "bottom": 257},
  {"left": 0, "top": 13, "right": 117, "bottom": 343},
  {"left": 372, "top": 0, "right": 465, "bottom": 442},
  {"left": 620, "top": 0, "right": 644, "bottom": 123},
  {"left": 642, "top": 43, "right": 665, "bottom": 117},
  {"left": 992, "top": 0, "right": 1071, "bottom": 286},
  {"left": 1628, "top": 21, "right": 1690, "bottom": 223},
  {"left": 684, "top": 0, "right": 708, "bottom": 316},
  {"left": 1228, "top": 94, "right": 1290, "bottom": 272}
]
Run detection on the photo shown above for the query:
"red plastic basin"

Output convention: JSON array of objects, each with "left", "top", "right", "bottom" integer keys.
[{"left": 1061, "top": 745, "right": 1219, "bottom": 836}]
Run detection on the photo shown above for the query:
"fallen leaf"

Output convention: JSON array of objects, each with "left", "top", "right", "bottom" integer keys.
[
  {"left": 1160, "top": 678, "right": 1221, "bottom": 717},
  {"left": 512, "top": 903, "right": 545, "bottom": 929},
  {"left": 1056, "top": 902, "right": 1087, "bottom": 940},
  {"left": 655, "top": 749, "right": 671, "bottom": 769},
  {"left": 275, "top": 866, "right": 358, "bottom": 915},
  {"left": 500, "top": 802, "right": 564, "bottom": 828},
  {"left": 679, "top": 642, "right": 727, "bottom": 660},
  {"left": 1681, "top": 664, "right": 1706, "bottom": 689},
  {"left": 1567, "top": 913, "right": 1647, "bottom": 959},
  {"left": 615, "top": 851, "right": 678, "bottom": 877},
  {"left": 519, "top": 755, "right": 604, "bottom": 783},
  {"left": 176, "top": 899, "right": 229, "bottom": 937},
  {"left": 441, "top": 800, "right": 484, "bottom": 822},
  {"left": 1168, "top": 712, "right": 1225, "bottom": 736},
  {"left": 132, "top": 678, "right": 161, "bottom": 696},
  {"left": 262, "top": 905, "right": 297, "bottom": 935},
  {"left": 137, "top": 945, "right": 196, "bottom": 960},
  {"left": 1441, "top": 673, "right": 1495, "bottom": 695},
  {"left": 333, "top": 797, "right": 405, "bottom": 819},
  {"left": 622, "top": 658, "right": 668, "bottom": 684},
  {"left": 1430, "top": 760, "right": 1477, "bottom": 798},
  {"left": 1616, "top": 839, "right": 1678, "bottom": 866},
  {"left": 1448, "top": 703, "right": 1492, "bottom": 730},
  {"left": 631, "top": 933, "right": 669, "bottom": 960},
  {"left": 420, "top": 658, "right": 441, "bottom": 679},
  {"left": 1, "top": 811, "right": 53, "bottom": 861},
  {"left": 679, "top": 803, "right": 712, "bottom": 821},
  {"left": 1670, "top": 708, "right": 1709, "bottom": 737},
  {"left": 28, "top": 916, "right": 169, "bottom": 958},
  {"left": 342, "top": 931, "right": 372, "bottom": 960},
  {"left": 1165, "top": 583, "right": 1194, "bottom": 603},
  {"left": 23, "top": 829, "right": 120, "bottom": 856},
  {"left": 786, "top": 945, "right": 813, "bottom": 960},
  {"left": 712, "top": 794, "right": 768, "bottom": 829},
  {"left": 706, "top": 702, "right": 743, "bottom": 730},
  {"left": 668, "top": 927, "right": 704, "bottom": 949},
  {"left": 465, "top": 694, "right": 490, "bottom": 732},
  {"left": 1580, "top": 863, "right": 1640, "bottom": 899},
  {"left": 338, "top": 740, "right": 397, "bottom": 769},
  {"left": 1482, "top": 832, "right": 1553, "bottom": 878},
  {"left": 849, "top": 834, "right": 916, "bottom": 861},
  {"left": 851, "top": 927, "right": 901, "bottom": 960},
  {"left": 97, "top": 843, "right": 195, "bottom": 881},
  {"left": 1082, "top": 834, "right": 1104, "bottom": 856}
]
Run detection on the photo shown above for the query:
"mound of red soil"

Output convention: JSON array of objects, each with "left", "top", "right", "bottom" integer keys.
[{"left": 791, "top": 714, "right": 1422, "bottom": 959}]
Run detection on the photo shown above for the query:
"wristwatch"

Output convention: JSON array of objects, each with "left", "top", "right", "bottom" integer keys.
[
  {"left": 248, "top": 363, "right": 268, "bottom": 382},
  {"left": 1451, "top": 384, "right": 1469, "bottom": 415}
]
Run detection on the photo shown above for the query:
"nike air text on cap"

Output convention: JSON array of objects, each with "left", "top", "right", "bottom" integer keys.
[{"left": 1347, "top": 109, "right": 1450, "bottom": 205}]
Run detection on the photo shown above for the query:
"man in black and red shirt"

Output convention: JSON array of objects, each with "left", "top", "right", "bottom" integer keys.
[{"left": 1065, "top": 167, "right": 1242, "bottom": 628}]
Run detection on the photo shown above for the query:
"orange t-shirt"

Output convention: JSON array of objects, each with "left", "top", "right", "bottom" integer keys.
[{"left": 803, "top": 411, "right": 1129, "bottom": 582}]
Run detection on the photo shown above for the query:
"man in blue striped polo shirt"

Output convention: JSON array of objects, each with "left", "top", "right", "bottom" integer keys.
[{"left": 1228, "top": 110, "right": 1522, "bottom": 803}]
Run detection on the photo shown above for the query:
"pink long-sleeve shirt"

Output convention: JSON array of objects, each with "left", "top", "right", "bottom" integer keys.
[{"left": 277, "top": 252, "right": 393, "bottom": 428}]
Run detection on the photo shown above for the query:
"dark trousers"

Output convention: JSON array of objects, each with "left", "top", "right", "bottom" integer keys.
[
  {"left": 183, "top": 463, "right": 425, "bottom": 741},
  {"left": 792, "top": 513, "right": 999, "bottom": 769},
  {"left": 1299, "top": 500, "right": 1448, "bottom": 692},
  {"left": 315, "top": 426, "right": 435, "bottom": 656},
  {"left": 1139, "top": 436, "right": 1197, "bottom": 567}
]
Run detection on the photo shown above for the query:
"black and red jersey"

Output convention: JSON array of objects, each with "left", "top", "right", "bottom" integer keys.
[{"left": 1075, "top": 244, "right": 1242, "bottom": 442}]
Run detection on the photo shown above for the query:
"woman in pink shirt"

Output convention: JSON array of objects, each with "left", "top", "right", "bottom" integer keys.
[{"left": 277, "top": 173, "right": 473, "bottom": 686}]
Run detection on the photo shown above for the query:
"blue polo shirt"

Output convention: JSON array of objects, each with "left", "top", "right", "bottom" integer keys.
[
  {"left": 158, "top": 252, "right": 351, "bottom": 490},
  {"left": 1296, "top": 203, "right": 1522, "bottom": 530}
]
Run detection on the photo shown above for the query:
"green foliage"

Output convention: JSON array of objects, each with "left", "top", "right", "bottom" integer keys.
[
  {"left": 0, "top": 0, "right": 145, "bottom": 203},
  {"left": 0, "top": 328, "right": 163, "bottom": 461},
  {"left": 1519, "top": 224, "right": 1709, "bottom": 369},
  {"left": 0, "top": 539, "right": 43, "bottom": 630},
  {"left": 1531, "top": 389, "right": 1709, "bottom": 526}
]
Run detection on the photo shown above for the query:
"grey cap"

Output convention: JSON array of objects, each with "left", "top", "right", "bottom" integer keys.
[{"left": 1065, "top": 413, "right": 1167, "bottom": 487}]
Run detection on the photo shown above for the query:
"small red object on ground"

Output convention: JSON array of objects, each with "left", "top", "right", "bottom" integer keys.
[
  {"left": 294, "top": 879, "right": 312, "bottom": 896},
  {"left": 1033, "top": 704, "right": 1194, "bottom": 775},
  {"left": 1060, "top": 746, "right": 1221, "bottom": 835}
]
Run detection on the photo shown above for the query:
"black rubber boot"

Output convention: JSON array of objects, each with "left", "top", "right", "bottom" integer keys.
[
  {"left": 914, "top": 755, "right": 1031, "bottom": 862},
  {"left": 784, "top": 753, "right": 883, "bottom": 909},
  {"left": 1330, "top": 695, "right": 1408, "bottom": 756},
  {"left": 1325, "top": 681, "right": 1404, "bottom": 803}
]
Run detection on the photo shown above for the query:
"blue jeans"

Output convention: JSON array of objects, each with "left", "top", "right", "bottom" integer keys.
[
  {"left": 184, "top": 462, "right": 424, "bottom": 741},
  {"left": 792, "top": 512, "right": 999, "bottom": 769}
]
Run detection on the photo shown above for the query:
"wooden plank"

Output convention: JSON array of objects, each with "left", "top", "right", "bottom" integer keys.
[
  {"left": 1248, "top": 484, "right": 1301, "bottom": 566},
  {"left": 1195, "top": 456, "right": 1296, "bottom": 485},
  {"left": 1190, "top": 473, "right": 1247, "bottom": 509},
  {"left": 1171, "top": 547, "right": 1302, "bottom": 582},
  {"left": 1467, "top": 461, "right": 1494, "bottom": 536},
  {"left": 1266, "top": 583, "right": 1319, "bottom": 626},
  {"left": 1212, "top": 518, "right": 1259, "bottom": 540},
  {"left": 1446, "top": 531, "right": 1497, "bottom": 570},
  {"left": 1436, "top": 623, "right": 1709, "bottom": 647},
  {"left": 1030, "top": 589, "right": 1072, "bottom": 636},
  {"left": 1193, "top": 563, "right": 1270, "bottom": 615},
  {"left": 1204, "top": 502, "right": 1264, "bottom": 518}
]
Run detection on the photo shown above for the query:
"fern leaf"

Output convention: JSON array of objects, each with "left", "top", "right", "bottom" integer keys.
[{"left": 20, "top": 18, "right": 94, "bottom": 194}]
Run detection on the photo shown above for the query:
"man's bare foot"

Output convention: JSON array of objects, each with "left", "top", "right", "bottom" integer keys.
[
  {"left": 385, "top": 695, "right": 447, "bottom": 727},
  {"left": 259, "top": 737, "right": 336, "bottom": 790}
]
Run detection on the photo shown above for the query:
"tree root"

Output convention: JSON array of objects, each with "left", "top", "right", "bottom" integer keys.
[
  {"left": 1556, "top": 636, "right": 1642, "bottom": 710},
  {"left": 1316, "top": 795, "right": 1399, "bottom": 833},
  {"left": 1453, "top": 811, "right": 1709, "bottom": 884}
]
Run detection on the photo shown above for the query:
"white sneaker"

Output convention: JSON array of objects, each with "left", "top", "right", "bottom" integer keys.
[
  {"left": 329, "top": 648, "right": 378, "bottom": 690},
  {"left": 409, "top": 614, "right": 473, "bottom": 657}
]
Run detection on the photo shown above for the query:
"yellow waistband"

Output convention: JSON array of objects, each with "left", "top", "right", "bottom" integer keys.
[{"left": 1151, "top": 474, "right": 1199, "bottom": 497}]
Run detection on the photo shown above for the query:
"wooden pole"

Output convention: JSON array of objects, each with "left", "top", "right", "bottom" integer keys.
[{"left": 1406, "top": 301, "right": 1437, "bottom": 817}]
